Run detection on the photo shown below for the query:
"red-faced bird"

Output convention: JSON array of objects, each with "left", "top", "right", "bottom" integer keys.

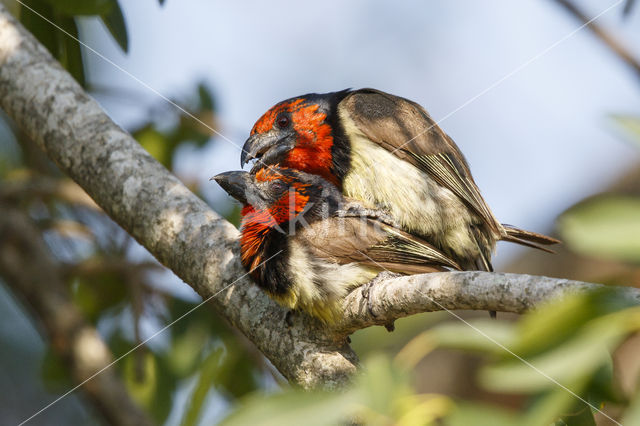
[
  {"left": 213, "top": 167, "right": 460, "bottom": 323},
  {"left": 241, "top": 88, "right": 559, "bottom": 272}
]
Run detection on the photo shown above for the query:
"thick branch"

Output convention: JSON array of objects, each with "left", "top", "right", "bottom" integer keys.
[
  {"left": 0, "top": 3, "right": 639, "bottom": 395},
  {"left": 0, "top": 207, "right": 152, "bottom": 426},
  {"left": 339, "top": 271, "right": 640, "bottom": 334}
]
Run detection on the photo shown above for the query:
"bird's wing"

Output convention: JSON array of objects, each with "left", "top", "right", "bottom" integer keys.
[
  {"left": 340, "top": 88, "right": 501, "bottom": 234},
  {"left": 298, "top": 215, "right": 461, "bottom": 273}
]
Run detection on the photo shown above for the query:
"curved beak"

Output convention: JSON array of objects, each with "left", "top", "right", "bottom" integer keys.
[
  {"left": 240, "top": 131, "right": 295, "bottom": 168},
  {"left": 211, "top": 171, "right": 251, "bottom": 204}
]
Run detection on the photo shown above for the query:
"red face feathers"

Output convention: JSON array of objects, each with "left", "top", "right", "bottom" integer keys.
[
  {"left": 241, "top": 91, "right": 351, "bottom": 186},
  {"left": 212, "top": 168, "right": 340, "bottom": 280}
]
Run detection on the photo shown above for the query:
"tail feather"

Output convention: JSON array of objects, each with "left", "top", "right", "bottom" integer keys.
[{"left": 501, "top": 224, "right": 560, "bottom": 253}]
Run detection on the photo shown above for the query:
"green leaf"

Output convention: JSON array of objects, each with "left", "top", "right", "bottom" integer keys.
[
  {"left": 511, "top": 289, "right": 634, "bottom": 358},
  {"left": 355, "top": 354, "right": 413, "bottom": 419},
  {"left": 166, "top": 323, "right": 209, "bottom": 377},
  {"left": 57, "top": 16, "right": 86, "bottom": 87},
  {"left": 198, "top": 83, "right": 215, "bottom": 111},
  {"left": 123, "top": 352, "right": 175, "bottom": 423},
  {"left": 611, "top": 115, "right": 640, "bottom": 151},
  {"left": 480, "top": 308, "right": 640, "bottom": 393},
  {"left": 557, "top": 195, "right": 640, "bottom": 263},
  {"left": 134, "top": 124, "right": 172, "bottom": 167},
  {"left": 427, "top": 319, "right": 516, "bottom": 354},
  {"left": 41, "top": 348, "right": 72, "bottom": 391},
  {"left": 446, "top": 402, "right": 520, "bottom": 426},
  {"left": 42, "top": 0, "right": 113, "bottom": 15},
  {"left": 623, "top": 388, "right": 640, "bottom": 425},
  {"left": 19, "top": 0, "right": 58, "bottom": 57},
  {"left": 181, "top": 348, "right": 223, "bottom": 426},
  {"left": 220, "top": 390, "right": 356, "bottom": 426},
  {"left": 70, "top": 274, "right": 127, "bottom": 322},
  {"left": 20, "top": 3, "right": 87, "bottom": 86},
  {"left": 523, "top": 384, "right": 593, "bottom": 426},
  {"left": 100, "top": 0, "right": 128, "bottom": 53}
]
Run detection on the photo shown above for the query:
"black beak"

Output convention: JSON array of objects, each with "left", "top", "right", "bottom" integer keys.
[
  {"left": 211, "top": 171, "right": 251, "bottom": 204},
  {"left": 240, "top": 131, "right": 295, "bottom": 168}
]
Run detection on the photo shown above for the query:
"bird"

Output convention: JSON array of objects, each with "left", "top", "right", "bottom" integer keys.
[
  {"left": 240, "top": 88, "right": 559, "bottom": 275},
  {"left": 213, "top": 167, "right": 461, "bottom": 323}
]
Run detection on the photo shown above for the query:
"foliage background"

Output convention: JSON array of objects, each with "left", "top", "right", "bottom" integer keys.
[{"left": 0, "top": 0, "right": 639, "bottom": 424}]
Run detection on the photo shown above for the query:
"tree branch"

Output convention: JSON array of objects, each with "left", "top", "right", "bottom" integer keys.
[
  {"left": 554, "top": 0, "right": 640, "bottom": 80},
  {"left": 339, "top": 271, "right": 640, "bottom": 334},
  {"left": 0, "top": 3, "right": 638, "bottom": 394}
]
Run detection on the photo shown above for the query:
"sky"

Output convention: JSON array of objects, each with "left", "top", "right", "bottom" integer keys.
[{"left": 80, "top": 0, "right": 640, "bottom": 268}]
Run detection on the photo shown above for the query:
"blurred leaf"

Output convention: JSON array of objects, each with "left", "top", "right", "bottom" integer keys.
[
  {"left": 173, "top": 113, "right": 213, "bottom": 147},
  {"left": 395, "top": 394, "right": 451, "bottom": 426},
  {"left": 123, "top": 351, "right": 175, "bottom": 423},
  {"left": 70, "top": 274, "right": 127, "bottom": 322},
  {"left": 181, "top": 348, "right": 224, "bottom": 426},
  {"left": 20, "top": 0, "right": 58, "bottom": 58},
  {"left": 41, "top": 348, "right": 73, "bottom": 391},
  {"left": 512, "top": 289, "right": 636, "bottom": 358},
  {"left": 480, "top": 307, "right": 640, "bottom": 393},
  {"left": 42, "top": 0, "right": 112, "bottom": 15},
  {"left": 55, "top": 16, "right": 86, "bottom": 87},
  {"left": 569, "top": 405, "right": 597, "bottom": 426},
  {"left": 198, "top": 83, "right": 215, "bottom": 111},
  {"left": 134, "top": 124, "right": 171, "bottom": 167},
  {"left": 557, "top": 195, "right": 640, "bottom": 263},
  {"left": 158, "top": 0, "right": 166, "bottom": 5},
  {"left": 356, "top": 354, "right": 413, "bottom": 421},
  {"left": 446, "top": 402, "right": 520, "bottom": 426},
  {"left": 166, "top": 322, "right": 209, "bottom": 377},
  {"left": 416, "top": 318, "right": 515, "bottom": 356},
  {"left": 123, "top": 352, "right": 157, "bottom": 407},
  {"left": 100, "top": 0, "right": 128, "bottom": 53},
  {"left": 213, "top": 339, "right": 260, "bottom": 399},
  {"left": 523, "top": 386, "right": 594, "bottom": 426},
  {"left": 611, "top": 115, "right": 640, "bottom": 151},
  {"left": 221, "top": 390, "right": 355, "bottom": 426},
  {"left": 623, "top": 388, "right": 640, "bottom": 424}
]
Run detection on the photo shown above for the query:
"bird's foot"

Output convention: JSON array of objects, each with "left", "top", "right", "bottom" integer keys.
[{"left": 361, "top": 271, "right": 400, "bottom": 318}]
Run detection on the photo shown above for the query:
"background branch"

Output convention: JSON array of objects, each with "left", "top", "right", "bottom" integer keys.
[
  {"left": 554, "top": 0, "right": 640, "bottom": 79},
  {"left": 0, "top": 206, "right": 152, "bottom": 426},
  {"left": 0, "top": 3, "right": 639, "bottom": 394}
]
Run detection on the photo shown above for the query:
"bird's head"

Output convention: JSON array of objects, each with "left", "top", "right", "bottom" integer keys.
[
  {"left": 213, "top": 167, "right": 342, "bottom": 276},
  {"left": 213, "top": 167, "right": 340, "bottom": 231},
  {"left": 240, "top": 91, "right": 350, "bottom": 186}
]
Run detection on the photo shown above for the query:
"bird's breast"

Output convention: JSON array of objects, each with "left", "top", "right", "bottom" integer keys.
[
  {"left": 343, "top": 134, "right": 478, "bottom": 259},
  {"left": 284, "top": 239, "right": 378, "bottom": 323}
]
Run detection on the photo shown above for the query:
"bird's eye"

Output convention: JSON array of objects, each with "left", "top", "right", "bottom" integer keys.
[
  {"left": 271, "top": 180, "right": 287, "bottom": 192},
  {"left": 276, "top": 113, "right": 290, "bottom": 129}
]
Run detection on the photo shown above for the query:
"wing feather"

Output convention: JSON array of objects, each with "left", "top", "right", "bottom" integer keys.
[
  {"left": 340, "top": 88, "right": 502, "bottom": 234},
  {"left": 297, "top": 216, "right": 461, "bottom": 274}
]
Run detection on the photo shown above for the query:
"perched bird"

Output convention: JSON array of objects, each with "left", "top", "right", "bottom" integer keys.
[
  {"left": 213, "top": 167, "right": 460, "bottom": 323},
  {"left": 241, "top": 88, "right": 559, "bottom": 273}
]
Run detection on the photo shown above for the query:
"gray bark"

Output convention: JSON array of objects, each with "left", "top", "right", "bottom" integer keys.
[{"left": 0, "top": 2, "right": 638, "bottom": 396}]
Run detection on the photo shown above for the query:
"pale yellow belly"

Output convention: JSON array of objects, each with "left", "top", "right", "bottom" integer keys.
[{"left": 343, "top": 134, "right": 482, "bottom": 260}]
